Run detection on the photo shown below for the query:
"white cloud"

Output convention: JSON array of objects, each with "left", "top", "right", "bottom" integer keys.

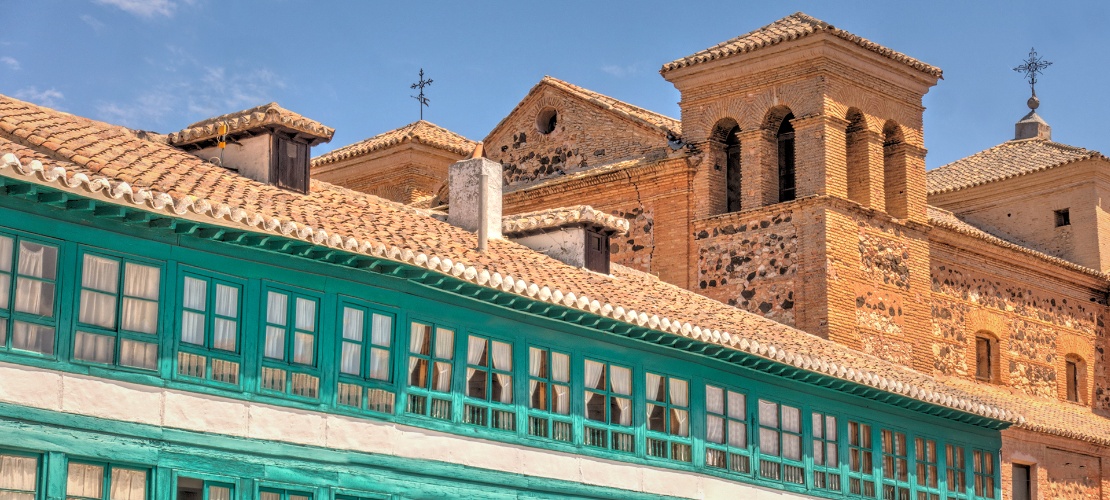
[
  {"left": 600, "top": 63, "right": 642, "bottom": 78},
  {"left": 0, "top": 56, "right": 19, "bottom": 71},
  {"left": 96, "top": 90, "right": 177, "bottom": 127},
  {"left": 80, "top": 14, "right": 106, "bottom": 31},
  {"left": 14, "top": 87, "right": 64, "bottom": 107},
  {"left": 94, "top": 0, "right": 175, "bottom": 18}
]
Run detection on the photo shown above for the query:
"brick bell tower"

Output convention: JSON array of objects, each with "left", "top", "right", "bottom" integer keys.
[{"left": 662, "top": 13, "right": 941, "bottom": 372}]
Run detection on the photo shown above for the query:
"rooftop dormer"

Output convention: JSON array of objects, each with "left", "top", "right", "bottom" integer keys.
[{"left": 169, "top": 103, "right": 334, "bottom": 193}]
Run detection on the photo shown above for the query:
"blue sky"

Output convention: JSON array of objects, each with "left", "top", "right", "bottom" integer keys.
[{"left": 3, "top": 1, "right": 1108, "bottom": 169}]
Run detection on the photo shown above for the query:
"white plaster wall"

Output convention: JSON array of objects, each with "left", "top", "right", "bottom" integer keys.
[
  {"left": 513, "top": 228, "right": 586, "bottom": 268},
  {"left": 447, "top": 158, "right": 502, "bottom": 239},
  {"left": 0, "top": 362, "right": 812, "bottom": 499},
  {"left": 192, "top": 134, "right": 273, "bottom": 184}
]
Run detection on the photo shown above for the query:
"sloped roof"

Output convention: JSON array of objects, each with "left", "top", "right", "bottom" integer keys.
[
  {"left": 503, "top": 205, "right": 630, "bottom": 236},
  {"left": 927, "top": 138, "right": 1105, "bottom": 195},
  {"left": 312, "top": 120, "right": 477, "bottom": 167},
  {"left": 485, "top": 76, "right": 681, "bottom": 144},
  {"left": 661, "top": 12, "right": 942, "bottom": 78},
  {"left": 927, "top": 206, "right": 1107, "bottom": 280},
  {"left": 168, "top": 102, "right": 334, "bottom": 147},
  {"left": 0, "top": 93, "right": 1025, "bottom": 427}
]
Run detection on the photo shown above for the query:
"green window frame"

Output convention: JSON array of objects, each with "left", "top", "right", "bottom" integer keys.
[
  {"left": 260, "top": 285, "right": 321, "bottom": 400},
  {"left": 0, "top": 231, "right": 60, "bottom": 356},
  {"left": 463, "top": 334, "right": 515, "bottom": 431},
  {"left": 405, "top": 320, "right": 455, "bottom": 420},
  {"left": 756, "top": 399, "right": 804, "bottom": 485},
  {"left": 811, "top": 411, "right": 841, "bottom": 492},
  {"left": 644, "top": 372, "right": 691, "bottom": 462},
  {"left": 0, "top": 450, "right": 39, "bottom": 499},
  {"left": 259, "top": 488, "right": 312, "bottom": 500},
  {"left": 74, "top": 250, "right": 163, "bottom": 371},
  {"left": 915, "top": 437, "right": 942, "bottom": 500},
  {"left": 972, "top": 450, "right": 996, "bottom": 499},
  {"left": 336, "top": 301, "right": 397, "bottom": 414},
  {"left": 175, "top": 475, "right": 234, "bottom": 500},
  {"left": 526, "top": 345, "right": 572, "bottom": 443},
  {"left": 946, "top": 444, "right": 968, "bottom": 500},
  {"left": 65, "top": 460, "right": 148, "bottom": 500},
  {"left": 335, "top": 494, "right": 388, "bottom": 500},
  {"left": 847, "top": 420, "right": 877, "bottom": 497},
  {"left": 705, "top": 384, "right": 750, "bottom": 475},
  {"left": 175, "top": 271, "right": 243, "bottom": 387},
  {"left": 582, "top": 358, "right": 634, "bottom": 453},
  {"left": 880, "top": 429, "right": 910, "bottom": 500}
]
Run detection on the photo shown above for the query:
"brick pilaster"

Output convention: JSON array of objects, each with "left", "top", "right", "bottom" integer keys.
[{"left": 792, "top": 114, "right": 849, "bottom": 199}]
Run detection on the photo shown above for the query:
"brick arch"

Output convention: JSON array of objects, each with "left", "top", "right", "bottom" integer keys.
[
  {"left": 1059, "top": 333, "right": 1094, "bottom": 404},
  {"left": 883, "top": 119, "right": 910, "bottom": 219},
  {"left": 965, "top": 310, "right": 1008, "bottom": 385}
]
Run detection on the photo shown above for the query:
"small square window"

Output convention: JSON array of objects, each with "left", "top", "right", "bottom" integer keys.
[{"left": 1054, "top": 208, "right": 1070, "bottom": 227}]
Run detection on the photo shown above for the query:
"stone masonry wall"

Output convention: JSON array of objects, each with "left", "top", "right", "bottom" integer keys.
[
  {"left": 485, "top": 87, "right": 671, "bottom": 188},
  {"left": 694, "top": 209, "right": 798, "bottom": 326}
]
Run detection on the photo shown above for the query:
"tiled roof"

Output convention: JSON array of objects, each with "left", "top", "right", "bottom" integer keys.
[
  {"left": 485, "top": 77, "right": 681, "bottom": 145},
  {"left": 661, "top": 12, "right": 942, "bottom": 78},
  {"left": 0, "top": 93, "right": 1026, "bottom": 426},
  {"left": 168, "top": 102, "right": 334, "bottom": 147},
  {"left": 927, "top": 206, "right": 1107, "bottom": 279},
  {"left": 502, "top": 205, "right": 630, "bottom": 236},
  {"left": 312, "top": 120, "right": 477, "bottom": 167},
  {"left": 927, "top": 139, "right": 1104, "bottom": 195}
]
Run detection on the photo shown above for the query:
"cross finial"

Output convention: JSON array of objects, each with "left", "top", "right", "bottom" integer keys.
[
  {"left": 410, "top": 68, "right": 433, "bottom": 120},
  {"left": 1013, "top": 47, "right": 1052, "bottom": 97}
]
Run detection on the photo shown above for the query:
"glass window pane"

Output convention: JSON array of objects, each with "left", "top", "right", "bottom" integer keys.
[
  {"left": 14, "top": 278, "right": 54, "bottom": 316},
  {"left": 491, "top": 341, "right": 511, "bottom": 371},
  {"left": 212, "top": 318, "right": 237, "bottom": 351},
  {"left": 214, "top": 284, "right": 238, "bottom": 318},
  {"left": 759, "top": 400, "right": 778, "bottom": 428},
  {"left": 82, "top": 255, "right": 119, "bottom": 293},
  {"left": 208, "top": 486, "right": 231, "bottom": 500},
  {"left": 0, "top": 235, "right": 12, "bottom": 272},
  {"left": 760, "top": 428, "right": 780, "bottom": 456},
  {"left": 17, "top": 242, "right": 56, "bottom": 280},
  {"left": 12, "top": 321, "right": 55, "bottom": 354},
  {"left": 728, "top": 421, "right": 746, "bottom": 448},
  {"left": 706, "top": 385, "right": 724, "bottom": 414},
  {"left": 66, "top": 463, "right": 104, "bottom": 498},
  {"left": 182, "top": 277, "right": 206, "bottom": 311},
  {"left": 123, "top": 263, "right": 160, "bottom": 300},
  {"left": 369, "top": 347, "right": 390, "bottom": 381},
  {"left": 264, "top": 326, "right": 285, "bottom": 359},
  {"left": 371, "top": 313, "right": 391, "bottom": 347},
  {"left": 121, "top": 298, "right": 159, "bottom": 334},
  {"left": 784, "top": 433, "right": 802, "bottom": 460},
  {"left": 782, "top": 405, "right": 800, "bottom": 433},
  {"left": 74, "top": 331, "right": 115, "bottom": 364},
  {"left": 0, "top": 454, "right": 37, "bottom": 491},
  {"left": 0, "top": 274, "right": 9, "bottom": 310},
  {"left": 434, "top": 328, "right": 454, "bottom": 359},
  {"left": 79, "top": 290, "right": 117, "bottom": 329},
  {"left": 610, "top": 365, "right": 631, "bottom": 395},
  {"left": 551, "top": 352, "right": 569, "bottom": 382},
  {"left": 728, "top": 391, "right": 745, "bottom": 419},
  {"left": 266, "top": 292, "right": 287, "bottom": 326},
  {"left": 342, "top": 307, "right": 364, "bottom": 341},
  {"left": 293, "top": 332, "right": 314, "bottom": 364},
  {"left": 119, "top": 339, "right": 158, "bottom": 369},
  {"left": 295, "top": 298, "right": 315, "bottom": 330},
  {"left": 109, "top": 467, "right": 147, "bottom": 500},
  {"left": 341, "top": 342, "right": 361, "bottom": 375},
  {"left": 181, "top": 311, "right": 205, "bottom": 345}
]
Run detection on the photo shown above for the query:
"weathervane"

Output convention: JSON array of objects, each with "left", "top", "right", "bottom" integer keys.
[
  {"left": 410, "top": 68, "right": 433, "bottom": 120},
  {"left": 1013, "top": 47, "right": 1052, "bottom": 98}
]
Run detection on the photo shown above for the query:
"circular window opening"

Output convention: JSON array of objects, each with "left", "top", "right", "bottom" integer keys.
[{"left": 536, "top": 107, "right": 558, "bottom": 135}]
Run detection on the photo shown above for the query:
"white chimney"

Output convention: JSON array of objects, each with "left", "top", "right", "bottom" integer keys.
[{"left": 448, "top": 158, "right": 502, "bottom": 246}]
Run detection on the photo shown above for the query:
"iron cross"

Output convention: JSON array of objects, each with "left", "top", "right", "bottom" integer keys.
[
  {"left": 1013, "top": 48, "right": 1052, "bottom": 96},
  {"left": 410, "top": 68, "right": 433, "bottom": 120}
]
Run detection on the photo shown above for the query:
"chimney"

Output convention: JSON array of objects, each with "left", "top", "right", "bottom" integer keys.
[
  {"left": 167, "top": 103, "right": 334, "bottom": 193},
  {"left": 448, "top": 158, "right": 503, "bottom": 246},
  {"left": 502, "top": 206, "right": 629, "bottom": 274}
]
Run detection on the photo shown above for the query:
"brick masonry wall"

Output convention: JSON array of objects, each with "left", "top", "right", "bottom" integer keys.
[
  {"left": 1002, "top": 427, "right": 1108, "bottom": 500},
  {"left": 484, "top": 86, "right": 672, "bottom": 189},
  {"left": 693, "top": 207, "right": 799, "bottom": 326},
  {"left": 312, "top": 145, "right": 463, "bottom": 205},
  {"left": 930, "top": 239, "right": 1107, "bottom": 406}
]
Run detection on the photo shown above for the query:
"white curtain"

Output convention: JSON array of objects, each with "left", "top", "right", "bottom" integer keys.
[
  {"left": 670, "top": 378, "right": 689, "bottom": 437},
  {"left": 728, "top": 391, "right": 746, "bottom": 419},
  {"left": 266, "top": 292, "right": 287, "bottom": 326},
  {"left": 584, "top": 360, "right": 604, "bottom": 390},
  {"left": 492, "top": 341, "right": 512, "bottom": 403},
  {"left": 260, "top": 492, "right": 280, "bottom": 500},
  {"left": 342, "top": 307, "right": 363, "bottom": 341},
  {"left": 0, "top": 454, "right": 36, "bottom": 495},
  {"left": 214, "top": 284, "right": 237, "bottom": 318},
  {"left": 368, "top": 315, "right": 391, "bottom": 381},
  {"left": 369, "top": 347, "right": 390, "bottom": 381},
  {"left": 706, "top": 386, "right": 724, "bottom": 414},
  {"left": 182, "top": 277, "right": 206, "bottom": 310},
  {"left": 610, "top": 365, "right": 631, "bottom": 426},
  {"left": 341, "top": 344, "right": 361, "bottom": 376},
  {"left": 707, "top": 414, "right": 725, "bottom": 445},
  {"left": 109, "top": 468, "right": 147, "bottom": 500},
  {"left": 121, "top": 263, "right": 160, "bottom": 334},
  {"left": 180, "top": 277, "right": 206, "bottom": 345},
  {"left": 66, "top": 463, "right": 103, "bottom": 498},
  {"left": 529, "top": 347, "right": 543, "bottom": 409},
  {"left": 213, "top": 318, "right": 236, "bottom": 351},
  {"left": 264, "top": 326, "right": 285, "bottom": 359},
  {"left": 782, "top": 405, "right": 801, "bottom": 433},
  {"left": 119, "top": 339, "right": 157, "bottom": 369},
  {"left": 645, "top": 373, "right": 662, "bottom": 402},
  {"left": 80, "top": 255, "right": 119, "bottom": 329},
  {"left": 759, "top": 400, "right": 778, "bottom": 427},
  {"left": 293, "top": 332, "right": 314, "bottom": 364},
  {"left": 14, "top": 243, "right": 53, "bottom": 316},
  {"left": 74, "top": 331, "right": 114, "bottom": 364},
  {"left": 341, "top": 308, "right": 362, "bottom": 375},
  {"left": 208, "top": 486, "right": 231, "bottom": 500},
  {"left": 372, "top": 314, "right": 391, "bottom": 345},
  {"left": 181, "top": 311, "right": 205, "bottom": 345},
  {"left": 0, "top": 236, "right": 12, "bottom": 272},
  {"left": 433, "top": 328, "right": 454, "bottom": 392},
  {"left": 294, "top": 298, "right": 315, "bottom": 331},
  {"left": 12, "top": 321, "right": 54, "bottom": 354},
  {"left": 551, "top": 352, "right": 569, "bottom": 414},
  {"left": 466, "top": 336, "right": 485, "bottom": 397},
  {"left": 410, "top": 323, "right": 428, "bottom": 354},
  {"left": 706, "top": 385, "right": 725, "bottom": 444}
]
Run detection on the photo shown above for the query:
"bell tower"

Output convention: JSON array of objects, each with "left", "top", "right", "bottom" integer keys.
[{"left": 665, "top": 13, "right": 942, "bottom": 371}]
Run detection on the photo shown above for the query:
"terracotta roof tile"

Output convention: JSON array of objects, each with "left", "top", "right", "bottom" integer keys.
[
  {"left": 927, "top": 138, "right": 1104, "bottom": 195},
  {"left": 311, "top": 120, "right": 476, "bottom": 167},
  {"left": 502, "top": 205, "right": 630, "bottom": 236},
  {"left": 0, "top": 92, "right": 1028, "bottom": 427},
  {"left": 168, "top": 102, "right": 334, "bottom": 146},
  {"left": 661, "top": 12, "right": 942, "bottom": 78}
]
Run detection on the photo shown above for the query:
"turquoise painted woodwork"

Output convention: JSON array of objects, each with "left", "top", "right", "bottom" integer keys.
[{"left": 0, "top": 176, "right": 1005, "bottom": 500}]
